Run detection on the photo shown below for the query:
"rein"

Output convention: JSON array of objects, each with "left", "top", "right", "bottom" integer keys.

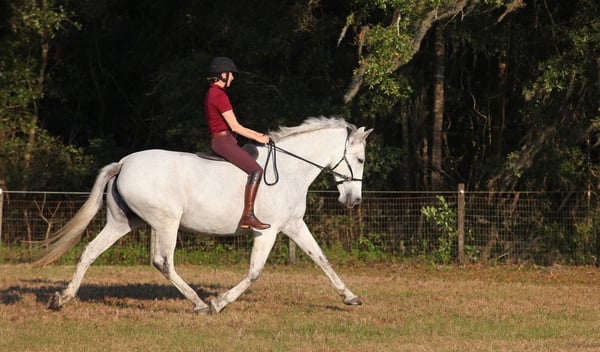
[{"left": 263, "top": 127, "right": 362, "bottom": 186}]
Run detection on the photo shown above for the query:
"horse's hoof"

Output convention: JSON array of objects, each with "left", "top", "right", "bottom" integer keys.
[
  {"left": 344, "top": 296, "right": 362, "bottom": 306},
  {"left": 48, "top": 292, "right": 63, "bottom": 310},
  {"left": 209, "top": 299, "right": 221, "bottom": 314},
  {"left": 193, "top": 305, "right": 211, "bottom": 315}
]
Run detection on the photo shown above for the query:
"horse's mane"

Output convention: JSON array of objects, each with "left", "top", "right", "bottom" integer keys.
[{"left": 269, "top": 116, "right": 355, "bottom": 142}]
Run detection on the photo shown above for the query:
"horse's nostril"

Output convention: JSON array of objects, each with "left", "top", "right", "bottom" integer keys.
[{"left": 344, "top": 197, "right": 362, "bottom": 209}]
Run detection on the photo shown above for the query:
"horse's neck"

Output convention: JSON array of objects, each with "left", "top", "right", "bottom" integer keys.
[{"left": 265, "top": 129, "right": 344, "bottom": 188}]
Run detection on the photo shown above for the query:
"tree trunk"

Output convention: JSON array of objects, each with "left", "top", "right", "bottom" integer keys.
[
  {"left": 431, "top": 25, "right": 445, "bottom": 189},
  {"left": 401, "top": 105, "right": 410, "bottom": 188},
  {"left": 495, "top": 49, "right": 508, "bottom": 159},
  {"left": 24, "top": 0, "right": 51, "bottom": 189}
]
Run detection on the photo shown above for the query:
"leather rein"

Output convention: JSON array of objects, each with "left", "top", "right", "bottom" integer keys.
[{"left": 263, "top": 127, "right": 362, "bottom": 186}]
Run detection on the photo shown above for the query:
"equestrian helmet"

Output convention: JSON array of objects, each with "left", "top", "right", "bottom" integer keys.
[{"left": 209, "top": 57, "right": 239, "bottom": 76}]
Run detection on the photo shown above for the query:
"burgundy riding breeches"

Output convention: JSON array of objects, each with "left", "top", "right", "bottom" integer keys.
[{"left": 210, "top": 131, "right": 262, "bottom": 175}]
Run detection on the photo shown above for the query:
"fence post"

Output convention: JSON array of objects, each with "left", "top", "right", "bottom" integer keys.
[
  {"left": 457, "top": 183, "right": 465, "bottom": 264},
  {"left": 289, "top": 238, "right": 296, "bottom": 265},
  {"left": 0, "top": 188, "right": 3, "bottom": 249}
]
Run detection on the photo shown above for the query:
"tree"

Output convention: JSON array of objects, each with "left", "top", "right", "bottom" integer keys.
[
  {"left": 341, "top": 0, "right": 524, "bottom": 103},
  {"left": 475, "top": 0, "right": 600, "bottom": 263},
  {"left": 0, "top": 0, "right": 92, "bottom": 190},
  {"left": 3, "top": 0, "right": 598, "bottom": 195},
  {"left": 431, "top": 24, "right": 445, "bottom": 188},
  {"left": 338, "top": 0, "right": 524, "bottom": 190}
]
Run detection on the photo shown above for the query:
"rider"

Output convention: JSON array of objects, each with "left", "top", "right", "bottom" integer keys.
[{"left": 204, "top": 56, "right": 271, "bottom": 231}]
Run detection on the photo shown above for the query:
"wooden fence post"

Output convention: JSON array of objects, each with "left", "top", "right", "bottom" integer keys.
[
  {"left": 0, "top": 187, "right": 3, "bottom": 248},
  {"left": 457, "top": 183, "right": 465, "bottom": 264}
]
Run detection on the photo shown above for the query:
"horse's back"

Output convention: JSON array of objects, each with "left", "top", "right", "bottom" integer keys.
[
  {"left": 120, "top": 149, "right": 237, "bottom": 176},
  {"left": 118, "top": 149, "right": 246, "bottom": 195}
]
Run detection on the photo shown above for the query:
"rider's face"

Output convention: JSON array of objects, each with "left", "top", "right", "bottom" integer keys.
[{"left": 221, "top": 72, "right": 235, "bottom": 87}]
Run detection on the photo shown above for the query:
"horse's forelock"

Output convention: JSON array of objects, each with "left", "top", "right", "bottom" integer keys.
[{"left": 269, "top": 116, "right": 356, "bottom": 142}]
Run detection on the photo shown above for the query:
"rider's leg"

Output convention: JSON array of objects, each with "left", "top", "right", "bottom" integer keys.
[
  {"left": 210, "top": 133, "right": 270, "bottom": 231},
  {"left": 240, "top": 170, "right": 270, "bottom": 230}
]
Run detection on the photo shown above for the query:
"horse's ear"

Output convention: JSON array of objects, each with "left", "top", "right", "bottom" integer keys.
[{"left": 359, "top": 127, "right": 373, "bottom": 142}]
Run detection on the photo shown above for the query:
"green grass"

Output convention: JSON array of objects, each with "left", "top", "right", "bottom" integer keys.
[{"left": 0, "top": 240, "right": 395, "bottom": 266}]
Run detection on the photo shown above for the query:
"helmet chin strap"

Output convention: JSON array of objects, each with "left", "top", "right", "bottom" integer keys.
[{"left": 220, "top": 72, "right": 231, "bottom": 87}]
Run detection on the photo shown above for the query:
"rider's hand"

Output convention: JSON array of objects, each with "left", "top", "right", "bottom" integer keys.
[{"left": 257, "top": 134, "right": 270, "bottom": 145}]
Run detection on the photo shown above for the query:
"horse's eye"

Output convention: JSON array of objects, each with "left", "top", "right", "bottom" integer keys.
[{"left": 357, "top": 158, "right": 364, "bottom": 164}]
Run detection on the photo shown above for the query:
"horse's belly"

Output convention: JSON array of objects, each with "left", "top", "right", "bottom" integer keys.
[{"left": 179, "top": 205, "right": 242, "bottom": 235}]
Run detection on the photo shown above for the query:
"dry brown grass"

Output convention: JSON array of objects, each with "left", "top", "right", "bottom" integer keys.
[{"left": 2, "top": 263, "right": 600, "bottom": 351}]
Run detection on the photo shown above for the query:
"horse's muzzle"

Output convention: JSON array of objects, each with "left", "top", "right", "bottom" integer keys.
[{"left": 339, "top": 194, "right": 362, "bottom": 209}]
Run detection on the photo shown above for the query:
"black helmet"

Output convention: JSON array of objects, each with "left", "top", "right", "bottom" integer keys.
[{"left": 208, "top": 57, "right": 239, "bottom": 77}]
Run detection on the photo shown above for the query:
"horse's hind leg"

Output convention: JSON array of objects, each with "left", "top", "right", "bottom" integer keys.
[
  {"left": 150, "top": 224, "right": 209, "bottom": 314},
  {"left": 49, "top": 221, "right": 132, "bottom": 309}
]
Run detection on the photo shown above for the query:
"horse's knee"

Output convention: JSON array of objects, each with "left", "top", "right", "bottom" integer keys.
[{"left": 152, "top": 255, "right": 169, "bottom": 275}]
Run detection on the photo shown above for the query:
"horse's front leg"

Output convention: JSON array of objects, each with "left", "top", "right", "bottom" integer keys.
[
  {"left": 283, "top": 220, "right": 362, "bottom": 306},
  {"left": 210, "top": 230, "right": 278, "bottom": 313}
]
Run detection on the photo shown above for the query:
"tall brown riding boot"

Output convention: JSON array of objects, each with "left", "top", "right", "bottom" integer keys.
[{"left": 240, "top": 171, "right": 270, "bottom": 230}]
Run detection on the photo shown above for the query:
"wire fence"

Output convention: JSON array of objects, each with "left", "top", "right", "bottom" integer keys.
[{"left": 1, "top": 187, "right": 599, "bottom": 265}]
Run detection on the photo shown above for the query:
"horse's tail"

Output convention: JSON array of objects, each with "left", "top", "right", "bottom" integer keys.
[{"left": 32, "top": 162, "right": 122, "bottom": 267}]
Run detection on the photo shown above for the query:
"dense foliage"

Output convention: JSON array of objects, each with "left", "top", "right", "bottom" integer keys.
[{"left": 1, "top": 0, "right": 599, "bottom": 193}]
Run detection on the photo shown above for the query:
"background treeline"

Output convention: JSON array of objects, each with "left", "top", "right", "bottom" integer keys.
[{"left": 1, "top": 0, "right": 599, "bottom": 193}]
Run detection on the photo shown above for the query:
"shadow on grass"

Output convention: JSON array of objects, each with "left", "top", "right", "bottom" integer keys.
[
  {"left": 1, "top": 280, "right": 350, "bottom": 313},
  {"left": 0, "top": 278, "right": 223, "bottom": 306}
]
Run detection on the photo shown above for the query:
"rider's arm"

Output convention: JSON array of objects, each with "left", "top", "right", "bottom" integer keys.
[{"left": 221, "top": 110, "right": 270, "bottom": 144}]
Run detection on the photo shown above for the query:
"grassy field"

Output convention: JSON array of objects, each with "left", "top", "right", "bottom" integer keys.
[{"left": 1, "top": 263, "right": 600, "bottom": 351}]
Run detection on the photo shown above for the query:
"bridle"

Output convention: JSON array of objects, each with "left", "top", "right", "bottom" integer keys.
[{"left": 263, "top": 127, "right": 363, "bottom": 186}]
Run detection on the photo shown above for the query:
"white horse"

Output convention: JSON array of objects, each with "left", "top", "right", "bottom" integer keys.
[{"left": 34, "top": 116, "right": 373, "bottom": 314}]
